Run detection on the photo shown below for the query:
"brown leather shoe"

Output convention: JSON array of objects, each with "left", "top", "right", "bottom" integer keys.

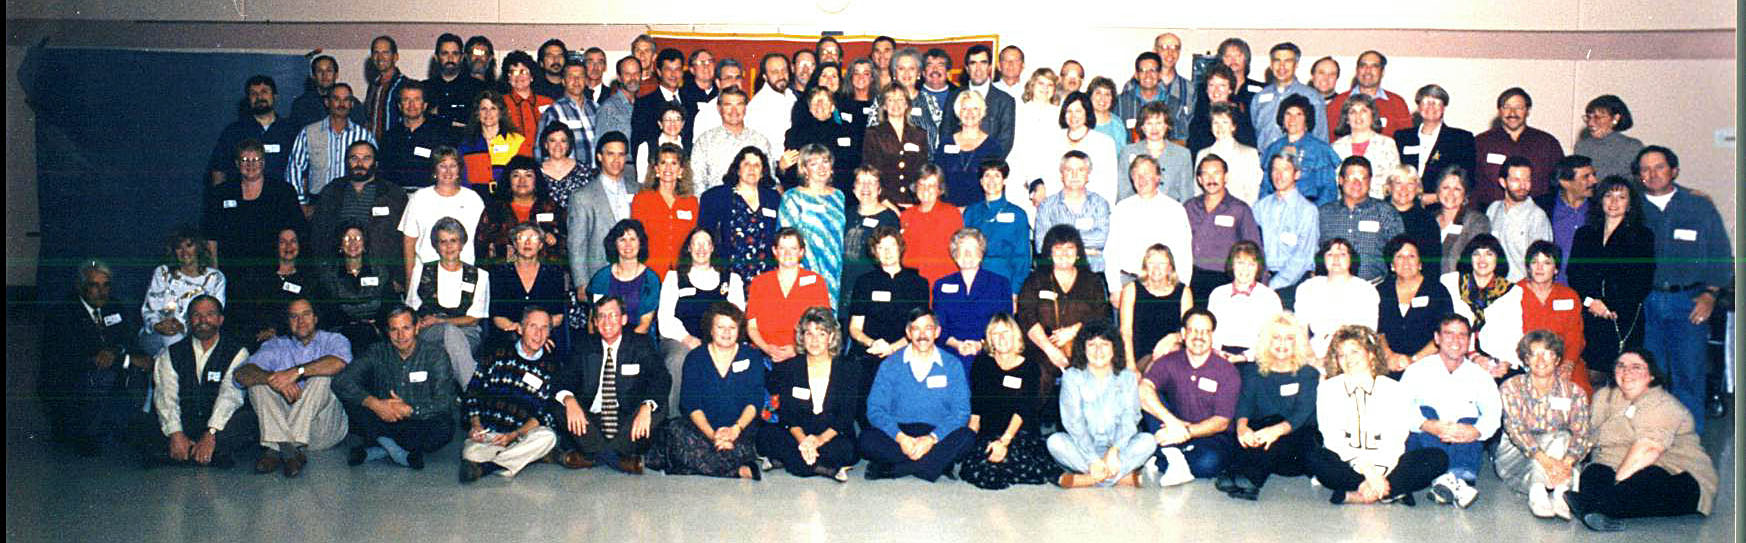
[
  {"left": 282, "top": 452, "right": 307, "bottom": 478},
  {"left": 254, "top": 453, "right": 281, "bottom": 475},
  {"left": 616, "top": 455, "right": 644, "bottom": 475},
  {"left": 560, "top": 451, "right": 595, "bottom": 470}
]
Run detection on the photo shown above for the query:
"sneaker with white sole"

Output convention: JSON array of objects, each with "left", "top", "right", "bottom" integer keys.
[
  {"left": 1450, "top": 477, "right": 1479, "bottom": 508},
  {"left": 1157, "top": 448, "right": 1195, "bottom": 487},
  {"left": 1142, "top": 457, "right": 1161, "bottom": 486},
  {"left": 1550, "top": 487, "right": 1573, "bottom": 520},
  {"left": 1528, "top": 485, "right": 1554, "bottom": 518},
  {"left": 1429, "top": 473, "right": 1459, "bottom": 504}
]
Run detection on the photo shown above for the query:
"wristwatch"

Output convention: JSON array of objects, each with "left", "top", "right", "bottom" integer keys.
[{"left": 296, "top": 366, "right": 307, "bottom": 377}]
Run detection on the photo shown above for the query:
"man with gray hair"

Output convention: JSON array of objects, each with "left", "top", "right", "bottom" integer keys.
[{"left": 41, "top": 259, "right": 148, "bottom": 456}]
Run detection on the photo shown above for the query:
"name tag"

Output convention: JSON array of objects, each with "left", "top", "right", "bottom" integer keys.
[
  {"left": 459, "top": 281, "right": 476, "bottom": 292},
  {"left": 941, "top": 283, "right": 961, "bottom": 294},
  {"left": 1197, "top": 377, "right": 1219, "bottom": 393},
  {"left": 678, "top": 287, "right": 698, "bottom": 296},
  {"left": 837, "top": 137, "right": 853, "bottom": 147},
  {"left": 222, "top": 199, "right": 238, "bottom": 209},
  {"left": 926, "top": 375, "right": 948, "bottom": 389},
  {"left": 1549, "top": 396, "right": 1571, "bottom": 412},
  {"left": 1552, "top": 299, "right": 1575, "bottom": 311},
  {"left": 1256, "top": 93, "right": 1274, "bottom": 103},
  {"left": 492, "top": 144, "right": 511, "bottom": 154},
  {"left": 1401, "top": 145, "right": 1422, "bottom": 155},
  {"left": 1445, "top": 224, "right": 1464, "bottom": 235},
  {"left": 263, "top": 144, "right": 282, "bottom": 154},
  {"left": 1074, "top": 217, "right": 1093, "bottom": 230},
  {"left": 903, "top": 142, "right": 920, "bottom": 153},
  {"left": 1037, "top": 290, "right": 1057, "bottom": 301},
  {"left": 1002, "top": 375, "right": 1023, "bottom": 389},
  {"left": 996, "top": 212, "right": 1015, "bottom": 223},
  {"left": 676, "top": 209, "right": 693, "bottom": 220},
  {"left": 1125, "top": 118, "right": 1136, "bottom": 129},
  {"left": 535, "top": 212, "right": 555, "bottom": 223},
  {"left": 1280, "top": 232, "right": 1299, "bottom": 246},
  {"left": 1411, "top": 296, "right": 1429, "bottom": 308},
  {"left": 1246, "top": 84, "right": 1262, "bottom": 93},
  {"left": 1213, "top": 214, "right": 1235, "bottom": 227},
  {"left": 537, "top": 104, "right": 551, "bottom": 115},
  {"left": 909, "top": 106, "right": 922, "bottom": 117},
  {"left": 799, "top": 275, "right": 817, "bottom": 286},
  {"left": 360, "top": 276, "right": 380, "bottom": 287},
  {"left": 839, "top": 112, "right": 852, "bottom": 122},
  {"left": 521, "top": 372, "right": 544, "bottom": 389},
  {"left": 413, "top": 146, "right": 432, "bottom": 158},
  {"left": 862, "top": 217, "right": 880, "bottom": 228},
  {"left": 871, "top": 290, "right": 892, "bottom": 302},
  {"left": 1673, "top": 228, "right": 1698, "bottom": 241},
  {"left": 281, "top": 282, "right": 303, "bottom": 294},
  {"left": 761, "top": 208, "right": 778, "bottom": 218},
  {"left": 103, "top": 313, "right": 122, "bottom": 326},
  {"left": 792, "top": 386, "right": 812, "bottom": 400},
  {"left": 1358, "top": 220, "right": 1381, "bottom": 233},
  {"left": 372, "top": 206, "right": 390, "bottom": 216},
  {"left": 409, "top": 370, "right": 428, "bottom": 383},
  {"left": 1624, "top": 405, "right": 1636, "bottom": 419},
  {"left": 1380, "top": 117, "right": 1389, "bottom": 128},
  {"left": 1280, "top": 382, "right": 1299, "bottom": 396},
  {"left": 621, "top": 363, "right": 641, "bottom": 376},
  {"left": 562, "top": 119, "right": 582, "bottom": 129},
  {"left": 731, "top": 359, "right": 750, "bottom": 373},
  {"left": 207, "top": 370, "right": 224, "bottom": 383},
  {"left": 1485, "top": 153, "right": 1505, "bottom": 165},
  {"left": 944, "top": 144, "right": 960, "bottom": 154}
]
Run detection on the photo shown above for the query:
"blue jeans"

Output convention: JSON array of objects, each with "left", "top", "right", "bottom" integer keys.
[
  {"left": 1407, "top": 406, "right": 1482, "bottom": 483},
  {"left": 1643, "top": 291, "right": 1707, "bottom": 432}
]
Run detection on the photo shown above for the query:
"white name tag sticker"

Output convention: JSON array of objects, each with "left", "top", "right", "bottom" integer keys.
[
  {"left": 1402, "top": 145, "right": 1421, "bottom": 155},
  {"left": 1246, "top": 84, "right": 1262, "bottom": 93},
  {"left": 372, "top": 206, "right": 390, "bottom": 216},
  {"left": 1486, "top": 153, "right": 1506, "bottom": 165},
  {"left": 537, "top": 104, "right": 551, "bottom": 115},
  {"left": 1552, "top": 299, "right": 1576, "bottom": 311},
  {"left": 1280, "top": 382, "right": 1299, "bottom": 396},
  {"left": 521, "top": 372, "right": 544, "bottom": 389},
  {"left": 1037, "top": 290, "right": 1058, "bottom": 301},
  {"left": 413, "top": 146, "right": 432, "bottom": 158},
  {"left": 903, "top": 142, "right": 921, "bottom": 153},
  {"left": 871, "top": 290, "right": 892, "bottom": 302},
  {"left": 678, "top": 287, "right": 698, "bottom": 296},
  {"left": 621, "top": 363, "right": 641, "bottom": 376},
  {"left": 360, "top": 276, "right": 380, "bottom": 287},
  {"left": 103, "top": 313, "right": 123, "bottom": 326},
  {"left": 1214, "top": 214, "right": 1235, "bottom": 227},
  {"left": 562, "top": 119, "right": 582, "bottom": 129},
  {"left": 1002, "top": 375, "right": 1023, "bottom": 389},
  {"left": 1411, "top": 295, "right": 1430, "bottom": 308},
  {"left": 222, "top": 199, "right": 238, "bottom": 209},
  {"left": 862, "top": 217, "right": 880, "bottom": 228},
  {"left": 1358, "top": 220, "right": 1381, "bottom": 233},
  {"left": 263, "top": 144, "right": 282, "bottom": 154},
  {"left": 1280, "top": 232, "right": 1299, "bottom": 246},
  {"left": 909, "top": 107, "right": 922, "bottom": 117},
  {"left": 926, "top": 375, "right": 948, "bottom": 389},
  {"left": 675, "top": 209, "right": 693, "bottom": 220},
  {"left": 839, "top": 112, "right": 852, "bottom": 122},
  {"left": 1074, "top": 217, "right": 1093, "bottom": 230},
  {"left": 943, "top": 144, "right": 961, "bottom": 154},
  {"left": 1549, "top": 396, "right": 1571, "bottom": 411},
  {"left": 1125, "top": 118, "right": 1137, "bottom": 129},
  {"left": 1380, "top": 117, "right": 1389, "bottom": 128},
  {"left": 792, "top": 386, "right": 812, "bottom": 400},
  {"left": 1673, "top": 229, "right": 1698, "bottom": 241},
  {"left": 281, "top": 282, "right": 302, "bottom": 294},
  {"left": 492, "top": 144, "right": 511, "bottom": 154},
  {"left": 536, "top": 212, "right": 555, "bottom": 222},
  {"left": 837, "top": 137, "right": 852, "bottom": 147},
  {"left": 996, "top": 212, "right": 1015, "bottom": 223},
  {"left": 1197, "top": 377, "right": 1219, "bottom": 393},
  {"left": 731, "top": 359, "right": 750, "bottom": 373},
  {"left": 207, "top": 370, "right": 224, "bottom": 383},
  {"left": 1445, "top": 224, "right": 1464, "bottom": 235},
  {"left": 941, "top": 283, "right": 961, "bottom": 294},
  {"left": 459, "top": 282, "right": 475, "bottom": 292},
  {"left": 409, "top": 370, "right": 428, "bottom": 383},
  {"left": 761, "top": 208, "right": 778, "bottom": 218},
  {"left": 1256, "top": 93, "right": 1274, "bottom": 103},
  {"left": 1624, "top": 405, "right": 1636, "bottom": 419},
  {"left": 798, "top": 275, "right": 817, "bottom": 286}
]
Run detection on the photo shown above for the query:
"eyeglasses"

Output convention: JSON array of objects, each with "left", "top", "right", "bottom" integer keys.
[
  {"left": 238, "top": 157, "right": 265, "bottom": 164},
  {"left": 1616, "top": 363, "right": 1651, "bottom": 373}
]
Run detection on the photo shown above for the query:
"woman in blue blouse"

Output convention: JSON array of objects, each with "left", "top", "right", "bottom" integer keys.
[
  {"left": 937, "top": 90, "right": 1005, "bottom": 207},
  {"left": 778, "top": 144, "right": 848, "bottom": 306},
  {"left": 652, "top": 302, "right": 767, "bottom": 479},
  {"left": 959, "top": 160, "right": 1031, "bottom": 296},
  {"left": 757, "top": 307, "right": 861, "bottom": 481},
  {"left": 1047, "top": 323, "right": 1157, "bottom": 487},
  {"left": 1220, "top": 311, "right": 1321, "bottom": 500},
  {"left": 697, "top": 146, "right": 782, "bottom": 280},
  {"left": 933, "top": 228, "right": 1014, "bottom": 360},
  {"left": 585, "top": 219, "right": 661, "bottom": 335}
]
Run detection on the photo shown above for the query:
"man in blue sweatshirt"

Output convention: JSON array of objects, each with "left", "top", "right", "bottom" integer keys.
[{"left": 860, "top": 308, "right": 973, "bottom": 481}]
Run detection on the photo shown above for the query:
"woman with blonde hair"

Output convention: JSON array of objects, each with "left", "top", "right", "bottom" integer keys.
[
  {"left": 1306, "top": 325, "right": 1449, "bottom": 505},
  {"left": 1218, "top": 311, "right": 1322, "bottom": 500}
]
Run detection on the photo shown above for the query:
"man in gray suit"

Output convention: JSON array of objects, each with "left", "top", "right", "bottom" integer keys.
[
  {"left": 943, "top": 44, "right": 1015, "bottom": 160},
  {"left": 566, "top": 131, "right": 642, "bottom": 294}
]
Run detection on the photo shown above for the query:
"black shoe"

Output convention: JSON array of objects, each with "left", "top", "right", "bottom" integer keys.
[
  {"left": 1214, "top": 473, "right": 1239, "bottom": 493},
  {"left": 207, "top": 454, "right": 236, "bottom": 469},
  {"left": 406, "top": 451, "right": 425, "bottom": 470},
  {"left": 941, "top": 463, "right": 959, "bottom": 480},
  {"left": 864, "top": 462, "right": 896, "bottom": 480},
  {"left": 347, "top": 445, "right": 369, "bottom": 466},
  {"left": 1329, "top": 490, "right": 1346, "bottom": 505},
  {"left": 459, "top": 460, "right": 483, "bottom": 484},
  {"left": 1580, "top": 512, "right": 1624, "bottom": 532},
  {"left": 1232, "top": 486, "right": 1261, "bottom": 501}
]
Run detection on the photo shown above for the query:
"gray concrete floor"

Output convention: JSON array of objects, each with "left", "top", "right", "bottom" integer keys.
[{"left": 5, "top": 307, "right": 1735, "bottom": 542}]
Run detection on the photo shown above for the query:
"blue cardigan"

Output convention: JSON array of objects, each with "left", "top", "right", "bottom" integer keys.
[{"left": 866, "top": 346, "right": 970, "bottom": 439}]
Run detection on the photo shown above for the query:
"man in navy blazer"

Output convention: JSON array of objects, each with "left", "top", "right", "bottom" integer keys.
[
  {"left": 40, "top": 260, "right": 149, "bottom": 456},
  {"left": 1394, "top": 84, "right": 1476, "bottom": 193},
  {"left": 554, "top": 296, "right": 670, "bottom": 472},
  {"left": 942, "top": 45, "right": 1016, "bottom": 159},
  {"left": 630, "top": 48, "right": 698, "bottom": 165}
]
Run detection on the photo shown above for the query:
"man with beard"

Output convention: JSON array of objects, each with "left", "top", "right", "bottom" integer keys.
[
  {"left": 465, "top": 35, "right": 497, "bottom": 85},
  {"left": 208, "top": 75, "right": 299, "bottom": 186},
  {"left": 290, "top": 55, "right": 368, "bottom": 128},
  {"left": 1534, "top": 155, "right": 1597, "bottom": 279},
  {"left": 142, "top": 295, "right": 258, "bottom": 468},
  {"left": 911, "top": 48, "right": 955, "bottom": 152},
  {"left": 310, "top": 141, "right": 410, "bottom": 286},
  {"left": 287, "top": 82, "right": 376, "bottom": 205},
  {"left": 1484, "top": 156, "right": 1554, "bottom": 282},
  {"left": 40, "top": 260, "right": 149, "bottom": 456},
  {"left": 532, "top": 38, "right": 568, "bottom": 100},
  {"left": 535, "top": 57, "right": 598, "bottom": 165},
  {"left": 233, "top": 298, "right": 352, "bottom": 478},
  {"left": 380, "top": 81, "right": 459, "bottom": 189},
  {"left": 744, "top": 52, "right": 795, "bottom": 151},
  {"left": 426, "top": 33, "right": 486, "bottom": 128},
  {"left": 363, "top": 35, "right": 410, "bottom": 137},
  {"left": 944, "top": 44, "right": 1015, "bottom": 159},
  {"left": 1472, "top": 88, "right": 1563, "bottom": 208},
  {"left": 1140, "top": 308, "right": 1241, "bottom": 486}
]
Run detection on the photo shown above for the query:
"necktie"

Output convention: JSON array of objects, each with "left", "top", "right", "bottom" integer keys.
[{"left": 600, "top": 345, "right": 620, "bottom": 438}]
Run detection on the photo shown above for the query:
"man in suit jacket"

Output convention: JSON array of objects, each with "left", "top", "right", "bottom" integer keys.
[
  {"left": 554, "top": 296, "right": 671, "bottom": 472},
  {"left": 566, "top": 132, "right": 643, "bottom": 292},
  {"left": 1394, "top": 84, "right": 1476, "bottom": 193},
  {"left": 630, "top": 48, "right": 699, "bottom": 165},
  {"left": 943, "top": 45, "right": 1015, "bottom": 159},
  {"left": 40, "top": 260, "right": 150, "bottom": 456}
]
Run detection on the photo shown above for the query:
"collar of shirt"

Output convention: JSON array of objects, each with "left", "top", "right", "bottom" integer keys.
[
  {"left": 516, "top": 341, "right": 545, "bottom": 361},
  {"left": 80, "top": 298, "right": 102, "bottom": 323},
  {"left": 600, "top": 336, "right": 623, "bottom": 358},
  {"left": 1229, "top": 282, "right": 1258, "bottom": 297},
  {"left": 1645, "top": 188, "right": 1675, "bottom": 210},
  {"left": 969, "top": 82, "right": 991, "bottom": 98},
  {"left": 661, "top": 87, "right": 681, "bottom": 102},
  {"left": 904, "top": 346, "right": 943, "bottom": 380},
  {"left": 1344, "top": 374, "right": 1377, "bottom": 395}
]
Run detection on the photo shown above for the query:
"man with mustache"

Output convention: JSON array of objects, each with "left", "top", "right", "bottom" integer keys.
[
  {"left": 1472, "top": 87, "right": 1563, "bottom": 208},
  {"left": 207, "top": 75, "right": 299, "bottom": 186},
  {"left": 310, "top": 140, "right": 410, "bottom": 286},
  {"left": 532, "top": 38, "right": 568, "bottom": 101},
  {"left": 287, "top": 82, "right": 376, "bottom": 206},
  {"left": 142, "top": 295, "right": 258, "bottom": 468},
  {"left": 465, "top": 35, "right": 497, "bottom": 84},
  {"left": 425, "top": 33, "right": 487, "bottom": 129}
]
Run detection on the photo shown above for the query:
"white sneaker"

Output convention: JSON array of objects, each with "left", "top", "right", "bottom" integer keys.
[
  {"left": 1528, "top": 486, "right": 1554, "bottom": 518},
  {"left": 1450, "top": 477, "right": 1479, "bottom": 508},
  {"left": 1550, "top": 486, "right": 1573, "bottom": 520},
  {"left": 1429, "top": 473, "right": 1457, "bottom": 504},
  {"left": 1158, "top": 448, "right": 1195, "bottom": 487}
]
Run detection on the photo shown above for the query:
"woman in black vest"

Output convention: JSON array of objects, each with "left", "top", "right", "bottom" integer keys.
[
  {"left": 404, "top": 217, "right": 490, "bottom": 388},
  {"left": 316, "top": 222, "right": 397, "bottom": 349},
  {"left": 656, "top": 227, "right": 747, "bottom": 415}
]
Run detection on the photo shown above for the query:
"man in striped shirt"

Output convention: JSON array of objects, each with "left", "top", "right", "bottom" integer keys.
[{"left": 287, "top": 82, "right": 376, "bottom": 207}]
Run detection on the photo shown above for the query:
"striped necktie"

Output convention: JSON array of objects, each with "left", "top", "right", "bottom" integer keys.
[{"left": 599, "top": 345, "right": 620, "bottom": 438}]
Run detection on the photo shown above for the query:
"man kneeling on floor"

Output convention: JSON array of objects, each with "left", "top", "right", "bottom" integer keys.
[{"left": 335, "top": 305, "right": 455, "bottom": 470}]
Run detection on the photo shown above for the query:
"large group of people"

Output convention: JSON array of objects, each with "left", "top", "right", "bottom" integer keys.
[{"left": 36, "top": 30, "right": 1730, "bottom": 532}]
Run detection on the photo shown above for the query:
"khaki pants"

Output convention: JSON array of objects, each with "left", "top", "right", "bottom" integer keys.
[
  {"left": 248, "top": 377, "right": 349, "bottom": 451},
  {"left": 462, "top": 426, "right": 557, "bottom": 476}
]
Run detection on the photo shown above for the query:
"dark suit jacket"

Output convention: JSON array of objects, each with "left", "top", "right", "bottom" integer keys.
[
  {"left": 942, "top": 84, "right": 1016, "bottom": 159},
  {"left": 39, "top": 294, "right": 143, "bottom": 402},
  {"left": 630, "top": 88, "right": 698, "bottom": 163},
  {"left": 1395, "top": 123, "right": 1476, "bottom": 192},
  {"left": 558, "top": 331, "right": 671, "bottom": 417},
  {"left": 770, "top": 355, "right": 863, "bottom": 438}
]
